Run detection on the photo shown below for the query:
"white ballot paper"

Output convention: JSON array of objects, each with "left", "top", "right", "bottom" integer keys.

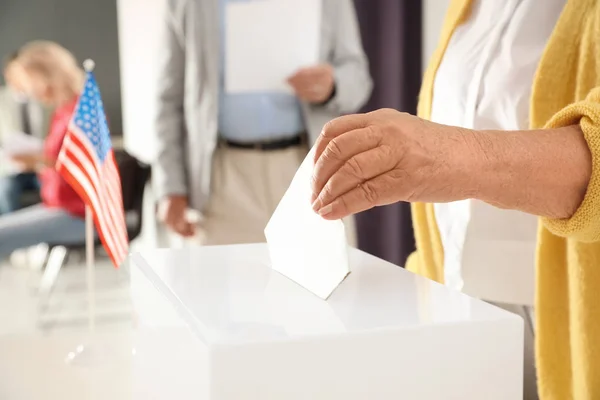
[
  {"left": 0, "top": 132, "right": 44, "bottom": 175},
  {"left": 225, "top": 0, "right": 321, "bottom": 93},
  {"left": 1, "top": 132, "right": 43, "bottom": 155},
  {"left": 265, "top": 148, "right": 350, "bottom": 300}
]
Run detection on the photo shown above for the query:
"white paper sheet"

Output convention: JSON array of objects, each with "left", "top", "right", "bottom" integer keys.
[
  {"left": 225, "top": 0, "right": 321, "bottom": 93},
  {"left": 264, "top": 148, "right": 350, "bottom": 300},
  {"left": 1, "top": 132, "right": 43, "bottom": 155},
  {"left": 0, "top": 132, "right": 44, "bottom": 175}
]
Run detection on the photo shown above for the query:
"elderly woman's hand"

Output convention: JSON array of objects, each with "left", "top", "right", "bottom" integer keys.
[
  {"left": 310, "top": 109, "right": 474, "bottom": 220},
  {"left": 311, "top": 108, "right": 592, "bottom": 221}
]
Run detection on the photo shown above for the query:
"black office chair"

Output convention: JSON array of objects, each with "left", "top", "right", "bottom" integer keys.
[
  {"left": 38, "top": 150, "right": 151, "bottom": 297},
  {"left": 19, "top": 190, "right": 41, "bottom": 209}
]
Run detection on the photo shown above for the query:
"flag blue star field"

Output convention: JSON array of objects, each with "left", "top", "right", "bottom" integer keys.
[{"left": 56, "top": 71, "right": 128, "bottom": 267}]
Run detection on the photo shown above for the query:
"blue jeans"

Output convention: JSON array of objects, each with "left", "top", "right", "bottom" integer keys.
[
  {"left": 0, "top": 173, "right": 40, "bottom": 215},
  {"left": 0, "top": 205, "right": 89, "bottom": 261}
]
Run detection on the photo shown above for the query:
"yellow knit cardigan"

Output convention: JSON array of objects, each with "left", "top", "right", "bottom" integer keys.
[{"left": 407, "top": 1, "right": 600, "bottom": 398}]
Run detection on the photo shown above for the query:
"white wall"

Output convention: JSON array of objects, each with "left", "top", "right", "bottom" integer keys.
[
  {"left": 117, "top": 0, "right": 163, "bottom": 164},
  {"left": 422, "top": 0, "right": 449, "bottom": 72},
  {"left": 118, "top": 0, "right": 195, "bottom": 250},
  {"left": 117, "top": 0, "right": 166, "bottom": 249}
]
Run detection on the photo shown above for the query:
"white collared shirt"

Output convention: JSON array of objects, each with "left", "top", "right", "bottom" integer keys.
[{"left": 430, "top": 0, "right": 565, "bottom": 305}]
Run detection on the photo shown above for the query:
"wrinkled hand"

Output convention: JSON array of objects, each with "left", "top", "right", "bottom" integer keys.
[
  {"left": 311, "top": 109, "right": 471, "bottom": 220},
  {"left": 158, "top": 195, "right": 196, "bottom": 237},
  {"left": 287, "top": 64, "right": 335, "bottom": 103}
]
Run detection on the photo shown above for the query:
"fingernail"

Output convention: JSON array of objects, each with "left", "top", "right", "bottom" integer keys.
[
  {"left": 318, "top": 203, "right": 333, "bottom": 216},
  {"left": 312, "top": 198, "right": 322, "bottom": 212}
]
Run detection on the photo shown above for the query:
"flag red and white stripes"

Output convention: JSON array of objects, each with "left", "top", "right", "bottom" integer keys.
[{"left": 56, "top": 72, "right": 129, "bottom": 267}]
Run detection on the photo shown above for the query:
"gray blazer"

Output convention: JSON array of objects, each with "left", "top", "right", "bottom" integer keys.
[{"left": 154, "top": 0, "right": 373, "bottom": 211}]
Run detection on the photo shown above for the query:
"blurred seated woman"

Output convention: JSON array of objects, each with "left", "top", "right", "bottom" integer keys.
[
  {"left": 0, "top": 41, "right": 91, "bottom": 263},
  {"left": 0, "top": 52, "right": 41, "bottom": 216}
]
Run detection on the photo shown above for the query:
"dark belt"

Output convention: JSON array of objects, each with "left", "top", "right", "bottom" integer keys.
[{"left": 222, "top": 134, "right": 304, "bottom": 151}]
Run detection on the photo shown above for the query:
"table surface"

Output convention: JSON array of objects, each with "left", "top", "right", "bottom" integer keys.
[
  {"left": 0, "top": 332, "right": 132, "bottom": 400},
  {"left": 130, "top": 243, "right": 516, "bottom": 346}
]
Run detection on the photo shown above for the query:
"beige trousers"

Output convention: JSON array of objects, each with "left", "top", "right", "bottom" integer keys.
[
  {"left": 490, "top": 302, "right": 538, "bottom": 400},
  {"left": 194, "top": 145, "right": 356, "bottom": 246}
]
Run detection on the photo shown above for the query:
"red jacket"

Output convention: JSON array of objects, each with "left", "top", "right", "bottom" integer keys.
[{"left": 39, "top": 97, "right": 86, "bottom": 218}]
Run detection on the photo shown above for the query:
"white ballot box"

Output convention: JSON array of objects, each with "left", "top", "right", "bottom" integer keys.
[{"left": 129, "top": 243, "right": 523, "bottom": 400}]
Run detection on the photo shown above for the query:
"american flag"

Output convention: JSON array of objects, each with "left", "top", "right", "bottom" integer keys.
[{"left": 56, "top": 71, "right": 129, "bottom": 267}]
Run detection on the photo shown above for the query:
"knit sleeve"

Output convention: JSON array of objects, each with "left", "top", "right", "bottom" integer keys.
[{"left": 542, "top": 87, "right": 600, "bottom": 242}]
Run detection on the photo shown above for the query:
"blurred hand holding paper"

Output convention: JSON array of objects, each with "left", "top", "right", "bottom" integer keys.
[
  {"left": 0, "top": 150, "right": 21, "bottom": 175},
  {"left": 265, "top": 148, "right": 350, "bottom": 300},
  {"left": 225, "top": 0, "right": 321, "bottom": 93}
]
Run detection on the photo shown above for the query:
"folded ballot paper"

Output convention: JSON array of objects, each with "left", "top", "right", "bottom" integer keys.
[{"left": 265, "top": 148, "right": 350, "bottom": 300}]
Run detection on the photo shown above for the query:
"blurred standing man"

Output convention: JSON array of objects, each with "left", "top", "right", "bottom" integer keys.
[
  {"left": 154, "top": 0, "right": 372, "bottom": 244},
  {"left": 0, "top": 52, "right": 48, "bottom": 215}
]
